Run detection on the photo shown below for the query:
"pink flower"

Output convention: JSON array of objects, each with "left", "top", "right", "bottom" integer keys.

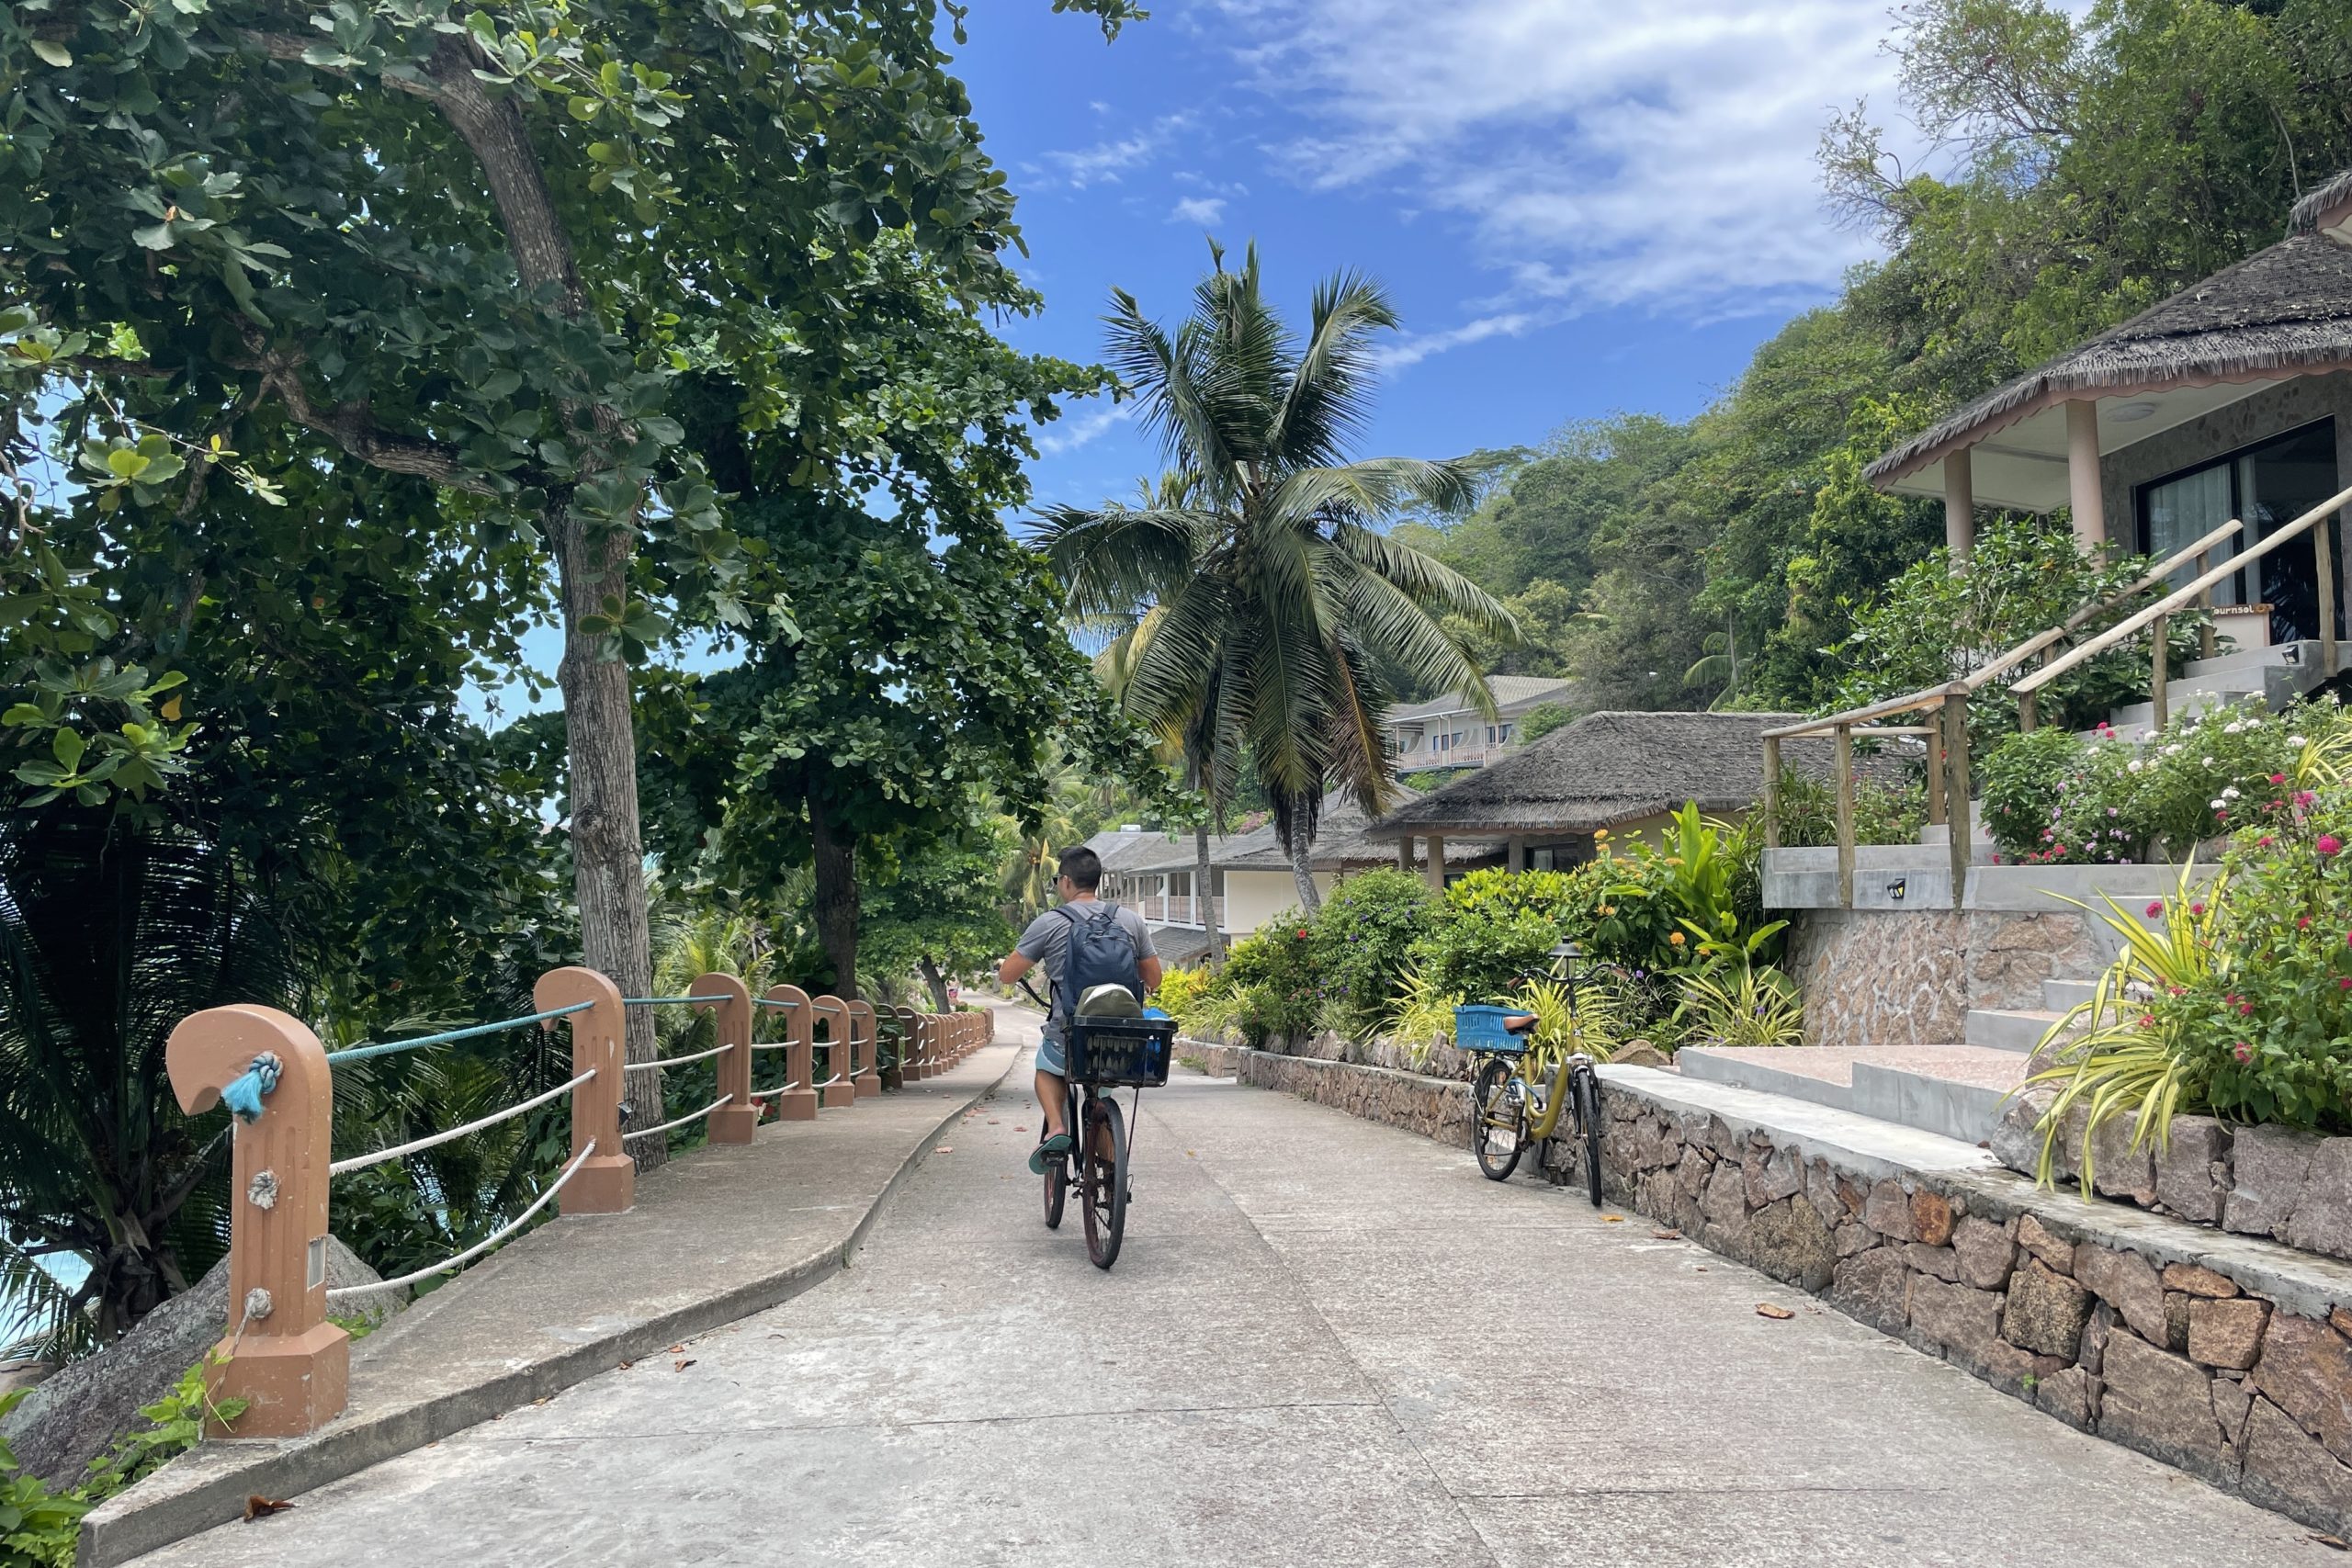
[
  {"left": 2054, "top": 845, "right": 2068, "bottom": 856},
  {"left": 2261, "top": 836, "right": 2275, "bottom": 849},
  {"left": 2240, "top": 1002, "right": 2255, "bottom": 1016},
  {"left": 2146, "top": 900, "right": 2165, "bottom": 918},
  {"left": 2272, "top": 773, "right": 2288, "bottom": 785},
  {"left": 2139, "top": 1014, "right": 2155, "bottom": 1029},
  {"left": 2341, "top": 977, "right": 2351, "bottom": 990},
  {"left": 2321, "top": 835, "right": 2345, "bottom": 857},
  {"left": 2191, "top": 902, "right": 2207, "bottom": 917},
  {"left": 2299, "top": 791, "right": 2319, "bottom": 808},
  {"left": 2234, "top": 1042, "right": 2254, "bottom": 1064}
]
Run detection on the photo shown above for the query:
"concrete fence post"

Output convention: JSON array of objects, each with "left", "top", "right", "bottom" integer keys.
[
  {"left": 537, "top": 966, "right": 635, "bottom": 1214},
  {"left": 891, "top": 1006, "right": 917, "bottom": 1081},
  {"left": 810, "top": 997, "right": 855, "bottom": 1110},
  {"left": 694, "top": 971, "right": 757, "bottom": 1145},
  {"left": 165, "top": 1006, "right": 349, "bottom": 1438},
  {"left": 847, "top": 1000, "right": 882, "bottom": 1098},
  {"left": 763, "top": 984, "right": 819, "bottom": 1122}
]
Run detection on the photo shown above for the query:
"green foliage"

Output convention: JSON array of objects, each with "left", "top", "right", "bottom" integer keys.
[
  {"left": 0, "top": 1350, "right": 248, "bottom": 1566},
  {"left": 1515, "top": 703, "right": 1577, "bottom": 745},
  {"left": 1148, "top": 964, "right": 1219, "bottom": 1025},
  {"left": 1979, "top": 698, "right": 2344, "bottom": 865},
  {"left": 1306, "top": 869, "right": 1438, "bottom": 1038},
  {"left": 1830, "top": 515, "right": 2207, "bottom": 738},
  {"left": 1379, "top": 964, "right": 1464, "bottom": 1068},
  {"left": 1769, "top": 768, "right": 1928, "bottom": 848},
  {"left": 1676, "top": 965, "right": 1805, "bottom": 1049},
  {"left": 1039, "top": 243, "right": 1515, "bottom": 905},
  {"left": 1216, "top": 920, "right": 1325, "bottom": 1044}
]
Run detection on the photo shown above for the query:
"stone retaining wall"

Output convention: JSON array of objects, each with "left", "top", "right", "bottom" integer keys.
[
  {"left": 1583, "top": 1082, "right": 2352, "bottom": 1535},
  {"left": 1993, "top": 1092, "right": 2352, "bottom": 1269},
  {"left": 1786, "top": 908, "right": 2103, "bottom": 1046}
]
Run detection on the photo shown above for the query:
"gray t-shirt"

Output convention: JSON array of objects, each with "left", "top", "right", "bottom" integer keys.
[{"left": 1015, "top": 899, "right": 1157, "bottom": 1040}]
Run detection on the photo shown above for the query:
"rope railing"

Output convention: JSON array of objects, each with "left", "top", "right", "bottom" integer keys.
[
  {"left": 622, "top": 1093, "right": 733, "bottom": 1143},
  {"left": 162, "top": 971, "right": 998, "bottom": 1441},
  {"left": 323, "top": 1001, "right": 594, "bottom": 1066},
  {"left": 328, "top": 1070, "right": 597, "bottom": 1177},
  {"left": 326, "top": 1142, "right": 603, "bottom": 1301},
  {"left": 623, "top": 1041, "right": 732, "bottom": 1071}
]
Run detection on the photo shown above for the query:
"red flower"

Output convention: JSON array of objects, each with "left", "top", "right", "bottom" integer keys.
[
  {"left": 2272, "top": 773, "right": 2289, "bottom": 785},
  {"left": 2260, "top": 836, "right": 2275, "bottom": 849},
  {"left": 2191, "top": 902, "right": 2207, "bottom": 917},
  {"left": 2301, "top": 916, "right": 2314, "bottom": 930},
  {"left": 2341, "top": 977, "right": 2351, "bottom": 990},
  {"left": 2234, "top": 1042, "right": 2254, "bottom": 1064},
  {"left": 2240, "top": 1002, "right": 2255, "bottom": 1016},
  {"left": 2322, "top": 835, "right": 2345, "bottom": 857},
  {"left": 2146, "top": 900, "right": 2165, "bottom": 918},
  {"left": 1295, "top": 928, "right": 1309, "bottom": 941}
]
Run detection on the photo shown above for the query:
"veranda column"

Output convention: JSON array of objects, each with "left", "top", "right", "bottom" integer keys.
[
  {"left": 2066, "top": 400, "right": 2106, "bottom": 550},
  {"left": 1424, "top": 834, "right": 1445, "bottom": 891},
  {"left": 1507, "top": 835, "right": 1526, "bottom": 874},
  {"left": 1944, "top": 446, "right": 1975, "bottom": 562}
]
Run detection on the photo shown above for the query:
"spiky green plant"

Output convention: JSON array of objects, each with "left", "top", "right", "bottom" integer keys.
[
  {"left": 1675, "top": 965, "right": 1804, "bottom": 1049},
  {"left": 1380, "top": 964, "right": 1463, "bottom": 1070}
]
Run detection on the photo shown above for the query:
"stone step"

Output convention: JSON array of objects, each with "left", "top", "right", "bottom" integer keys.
[
  {"left": 1965, "top": 1007, "right": 2075, "bottom": 1054},
  {"left": 1674, "top": 1043, "right": 2033, "bottom": 1145},
  {"left": 2041, "top": 976, "right": 2099, "bottom": 1011},
  {"left": 2103, "top": 685, "right": 2263, "bottom": 735},
  {"left": 2183, "top": 638, "right": 2315, "bottom": 683}
]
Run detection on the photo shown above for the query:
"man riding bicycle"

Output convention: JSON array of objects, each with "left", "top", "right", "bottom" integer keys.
[{"left": 998, "top": 846, "right": 1161, "bottom": 1176}]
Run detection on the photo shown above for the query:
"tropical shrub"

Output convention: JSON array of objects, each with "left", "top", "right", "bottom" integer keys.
[
  {"left": 1379, "top": 964, "right": 1463, "bottom": 1068},
  {"left": 1979, "top": 725, "right": 2154, "bottom": 865},
  {"left": 1148, "top": 964, "right": 1220, "bottom": 1026},
  {"left": 1219, "top": 919, "right": 1324, "bottom": 1043},
  {"left": 1308, "top": 869, "right": 1438, "bottom": 1038},
  {"left": 1770, "top": 768, "right": 1928, "bottom": 848},
  {"left": 1516, "top": 702, "right": 1577, "bottom": 745},
  {"left": 1676, "top": 964, "right": 1804, "bottom": 1049}
]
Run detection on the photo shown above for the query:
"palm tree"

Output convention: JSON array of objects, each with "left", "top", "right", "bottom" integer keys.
[{"left": 1040, "top": 244, "right": 1515, "bottom": 913}]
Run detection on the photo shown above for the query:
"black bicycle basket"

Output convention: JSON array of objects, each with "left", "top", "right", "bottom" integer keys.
[{"left": 1065, "top": 1016, "right": 1175, "bottom": 1088}]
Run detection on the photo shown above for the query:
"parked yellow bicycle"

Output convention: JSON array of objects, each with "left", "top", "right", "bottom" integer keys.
[{"left": 1457, "top": 942, "right": 1611, "bottom": 1202}]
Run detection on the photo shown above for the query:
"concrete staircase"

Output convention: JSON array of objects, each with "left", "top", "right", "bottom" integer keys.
[{"left": 2091, "top": 638, "right": 2325, "bottom": 736}]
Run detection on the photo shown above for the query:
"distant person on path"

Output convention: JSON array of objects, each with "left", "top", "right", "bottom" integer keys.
[{"left": 998, "top": 846, "right": 1159, "bottom": 1174}]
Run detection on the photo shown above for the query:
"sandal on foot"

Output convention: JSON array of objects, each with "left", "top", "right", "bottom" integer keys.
[{"left": 1028, "top": 1132, "right": 1073, "bottom": 1175}]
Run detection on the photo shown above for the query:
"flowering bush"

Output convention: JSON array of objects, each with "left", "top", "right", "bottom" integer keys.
[
  {"left": 1979, "top": 697, "right": 2346, "bottom": 865},
  {"left": 1216, "top": 920, "right": 1323, "bottom": 1043},
  {"left": 1148, "top": 964, "right": 1220, "bottom": 1026}
]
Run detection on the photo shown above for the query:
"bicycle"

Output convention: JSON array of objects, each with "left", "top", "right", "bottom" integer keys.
[
  {"left": 1457, "top": 942, "right": 1612, "bottom": 1204},
  {"left": 1017, "top": 976, "right": 1172, "bottom": 1269}
]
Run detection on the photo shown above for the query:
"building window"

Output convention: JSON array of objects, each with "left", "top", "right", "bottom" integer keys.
[
  {"left": 1498, "top": 722, "right": 1514, "bottom": 742},
  {"left": 2138, "top": 418, "right": 2339, "bottom": 645}
]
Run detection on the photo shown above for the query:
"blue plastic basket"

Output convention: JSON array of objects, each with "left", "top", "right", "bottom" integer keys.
[{"left": 1453, "top": 1003, "right": 1531, "bottom": 1055}]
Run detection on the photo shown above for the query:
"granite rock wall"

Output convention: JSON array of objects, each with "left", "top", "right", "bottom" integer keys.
[{"left": 1788, "top": 908, "right": 2103, "bottom": 1046}]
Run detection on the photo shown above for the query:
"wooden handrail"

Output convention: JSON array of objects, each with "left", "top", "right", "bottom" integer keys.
[
  {"left": 1759, "top": 683, "right": 1965, "bottom": 741},
  {"left": 2013, "top": 480, "right": 2352, "bottom": 697}
]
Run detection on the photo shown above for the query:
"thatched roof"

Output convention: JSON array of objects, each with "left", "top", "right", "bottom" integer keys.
[
  {"left": 1866, "top": 227, "right": 2352, "bottom": 490},
  {"left": 1363, "top": 710, "right": 1901, "bottom": 837},
  {"left": 1216, "top": 786, "right": 1434, "bottom": 871},
  {"left": 2293, "top": 169, "right": 2352, "bottom": 240}
]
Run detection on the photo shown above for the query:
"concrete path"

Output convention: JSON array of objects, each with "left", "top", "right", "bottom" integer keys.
[{"left": 136, "top": 1034, "right": 2325, "bottom": 1566}]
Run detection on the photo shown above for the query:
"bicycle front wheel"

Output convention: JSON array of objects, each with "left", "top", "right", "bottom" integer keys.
[
  {"left": 1080, "top": 1094, "right": 1128, "bottom": 1269},
  {"left": 1572, "top": 1065, "right": 1604, "bottom": 1207},
  {"left": 1042, "top": 1083, "right": 1074, "bottom": 1229},
  {"left": 1471, "top": 1058, "right": 1523, "bottom": 1181}
]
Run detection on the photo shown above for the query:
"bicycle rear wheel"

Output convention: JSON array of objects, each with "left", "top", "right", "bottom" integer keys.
[
  {"left": 1471, "top": 1057, "right": 1523, "bottom": 1181},
  {"left": 1572, "top": 1065, "right": 1604, "bottom": 1207},
  {"left": 1080, "top": 1093, "right": 1128, "bottom": 1269}
]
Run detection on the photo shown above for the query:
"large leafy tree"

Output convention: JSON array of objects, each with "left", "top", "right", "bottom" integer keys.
[
  {"left": 1041, "top": 244, "right": 1514, "bottom": 913},
  {"left": 1, "top": 0, "right": 1140, "bottom": 1153}
]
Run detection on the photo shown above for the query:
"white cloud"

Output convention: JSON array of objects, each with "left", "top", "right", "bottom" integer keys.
[
  {"left": 1033, "top": 113, "right": 1195, "bottom": 190},
  {"left": 1169, "top": 196, "right": 1227, "bottom": 225},
  {"left": 1036, "top": 400, "right": 1136, "bottom": 457},
  {"left": 1209, "top": 0, "right": 1915, "bottom": 315},
  {"left": 1374, "top": 309, "right": 1555, "bottom": 370}
]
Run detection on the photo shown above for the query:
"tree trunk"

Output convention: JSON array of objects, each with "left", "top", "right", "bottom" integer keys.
[
  {"left": 1285, "top": 821, "right": 1322, "bottom": 917},
  {"left": 808, "top": 783, "right": 860, "bottom": 999},
  {"left": 1194, "top": 824, "right": 1226, "bottom": 969},
  {"left": 918, "top": 956, "right": 951, "bottom": 1013},
  {"left": 427, "top": 43, "right": 664, "bottom": 1156}
]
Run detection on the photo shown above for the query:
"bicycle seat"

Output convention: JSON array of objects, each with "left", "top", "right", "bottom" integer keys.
[{"left": 1501, "top": 1014, "right": 1538, "bottom": 1035}]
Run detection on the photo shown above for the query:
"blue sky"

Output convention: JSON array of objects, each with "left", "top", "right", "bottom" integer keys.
[
  {"left": 480, "top": 0, "right": 1920, "bottom": 716},
  {"left": 959, "top": 0, "right": 1905, "bottom": 514}
]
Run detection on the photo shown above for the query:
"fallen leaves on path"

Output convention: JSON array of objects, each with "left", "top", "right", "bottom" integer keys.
[
  {"left": 674, "top": 1359, "right": 696, "bottom": 1372},
  {"left": 1756, "top": 1303, "right": 1795, "bottom": 1320},
  {"left": 1601, "top": 1214, "right": 1624, "bottom": 1223},
  {"left": 2312, "top": 1536, "right": 2348, "bottom": 1551},
  {"left": 1651, "top": 1228, "right": 1681, "bottom": 1240},
  {"left": 933, "top": 1145, "right": 953, "bottom": 1153},
  {"left": 244, "top": 1496, "right": 296, "bottom": 1521}
]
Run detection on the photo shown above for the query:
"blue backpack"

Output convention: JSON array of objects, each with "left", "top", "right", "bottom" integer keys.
[{"left": 1052, "top": 902, "right": 1141, "bottom": 1022}]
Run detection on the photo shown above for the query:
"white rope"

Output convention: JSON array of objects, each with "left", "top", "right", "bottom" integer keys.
[
  {"left": 745, "top": 1080, "right": 804, "bottom": 1099},
  {"left": 622, "top": 1093, "right": 731, "bottom": 1142},
  {"left": 329, "top": 1071, "right": 596, "bottom": 1177},
  {"left": 748, "top": 1040, "right": 795, "bottom": 1052},
  {"left": 813, "top": 1072, "right": 844, "bottom": 1088},
  {"left": 326, "top": 1142, "right": 599, "bottom": 1301},
  {"left": 623, "top": 1042, "right": 732, "bottom": 1072}
]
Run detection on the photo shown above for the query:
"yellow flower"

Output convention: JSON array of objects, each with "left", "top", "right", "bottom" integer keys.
[
  {"left": 1668, "top": 931, "right": 1686, "bottom": 947},
  {"left": 1598, "top": 905, "right": 1616, "bottom": 917},
  {"left": 1593, "top": 828, "right": 1610, "bottom": 840}
]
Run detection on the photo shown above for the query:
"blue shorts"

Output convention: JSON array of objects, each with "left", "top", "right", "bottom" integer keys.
[{"left": 1035, "top": 1032, "right": 1069, "bottom": 1077}]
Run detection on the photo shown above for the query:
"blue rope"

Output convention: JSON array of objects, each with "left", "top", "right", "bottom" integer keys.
[
  {"left": 752, "top": 998, "right": 804, "bottom": 1010},
  {"left": 219, "top": 1052, "right": 281, "bottom": 1122},
  {"left": 324, "top": 1002, "right": 596, "bottom": 1066},
  {"left": 620, "top": 994, "right": 731, "bottom": 1006}
]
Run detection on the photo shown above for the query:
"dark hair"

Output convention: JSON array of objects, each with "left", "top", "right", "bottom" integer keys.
[{"left": 1057, "top": 846, "right": 1103, "bottom": 891}]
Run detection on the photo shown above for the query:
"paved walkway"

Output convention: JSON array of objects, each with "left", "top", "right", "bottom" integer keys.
[{"left": 139, "top": 1027, "right": 2322, "bottom": 1566}]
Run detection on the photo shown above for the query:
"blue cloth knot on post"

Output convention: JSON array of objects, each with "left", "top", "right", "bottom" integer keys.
[{"left": 220, "top": 1051, "right": 284, "bottom": 1123}]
